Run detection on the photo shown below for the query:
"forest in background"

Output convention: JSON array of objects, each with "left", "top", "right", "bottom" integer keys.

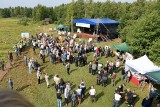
[{"left": 0, "top": 0, "right": 160, "bottom": 65}]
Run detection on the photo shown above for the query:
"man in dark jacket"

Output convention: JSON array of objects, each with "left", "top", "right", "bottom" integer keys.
[{"left": 142, "top": 96, "right": 151, "bottom": 107}]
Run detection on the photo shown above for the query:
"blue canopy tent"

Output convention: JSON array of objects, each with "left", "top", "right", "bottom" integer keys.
[
  {"left": 72, "top": 18, "right": 119, "bottom": 39},
  {"left": 72, "top": 18, "right": 119, "bottom": 25}
]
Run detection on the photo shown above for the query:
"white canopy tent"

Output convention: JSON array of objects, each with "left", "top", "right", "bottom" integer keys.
[{"left": 125, "top": 55, "right": 160, "bottom": 74}]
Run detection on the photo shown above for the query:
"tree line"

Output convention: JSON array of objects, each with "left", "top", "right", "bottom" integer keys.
[{"left": 0, "top": 0, "right": 160, "bottom": 65}]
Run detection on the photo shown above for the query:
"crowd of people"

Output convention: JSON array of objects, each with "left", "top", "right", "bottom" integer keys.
[{"left": 1, "top": 32, "right": 159, "bottom": 107}]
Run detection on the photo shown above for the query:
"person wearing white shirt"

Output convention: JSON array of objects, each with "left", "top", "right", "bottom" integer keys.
[
  {"left": 64, "top": 86, "right": 70, "bottom": 106},
  {"left": 53, "top": 74, "right": 60, "bottom": 91},
  {"left": 28, "top": 61, "right": 32, "bottom": 74},
  {"left": 37, "top": 70, "right": 41, "bottom": 84},
  {"left": 113, "top": 91, "right": 121, "bottom": 107},
  {"left": 45, "top": 73, "right": 49, "bottom": 88},
  {"left": 116, "top": 60, "right": 120, "bottom": 72},
  {"left": 89, "top": 86, "right": 96, "bottom": 102}
]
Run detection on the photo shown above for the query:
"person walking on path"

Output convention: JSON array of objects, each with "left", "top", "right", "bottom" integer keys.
[
  {"left": 8, "top": 51, "right": 13, "bottom": 65},
  {"left": 56, "top": 89, "right": 62, "bottom": 107},
  {"left": 66, "top": 62, "right": 70, "bottom": 75},
  {"left": 8, "top": 78, "right": 13, "bottom": 90},
  {"left": 45, "top": 73, "right": 49, "bottom": 88},
  {"left": 89, "top": 86, "right": 96, "bottom": 102},
  {"left": 28, "top": 60, "right": 32, "bottom": 74},
  {"left": 24, "top": 55, "right": 27, "bottom": 66}
]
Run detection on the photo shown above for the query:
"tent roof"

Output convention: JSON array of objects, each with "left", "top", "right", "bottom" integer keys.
[
  {"left": 145, "top": 71, "right": 160, "bottom": 84},
  {"left": 126, "top": 55, "right": 160, "bottom": 74},
  {"left": 57, "top": 24, "right": 65, "bottom": 29},
  {"left": 72, "top": 18, "right": 119, "bottom": 25},
  {"left": 113, "top": 42, "right": 128, "bottom": 52}
]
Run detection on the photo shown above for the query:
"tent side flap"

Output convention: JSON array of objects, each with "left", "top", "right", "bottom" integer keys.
[{"left": 145, "top": 71, "right": 160, "bottom": 84}]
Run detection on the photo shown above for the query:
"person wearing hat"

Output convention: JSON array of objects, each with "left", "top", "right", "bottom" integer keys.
[
  {"left": 56, "top": 89, "right": 62, "bottom": 107},
  {"left": 89, "top": 86, "right": 96, "bottom": 102}
]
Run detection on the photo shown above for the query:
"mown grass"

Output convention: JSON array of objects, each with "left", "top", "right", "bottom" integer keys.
[{"left": 0, "top": 18, "right": 155, "bottom": 107}]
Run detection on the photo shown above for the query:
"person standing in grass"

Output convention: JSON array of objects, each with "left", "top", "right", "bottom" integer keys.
[
  {"left": 56, "top": 89, "right": 62, "bottom": 107},
  {"left": 75, "top": 56, "right": 79, "bottom": 67},
  {"left": 37, "top": 69, "right": 41, "bottom": 84},
  {"left": 8, "top": 78, "right": 13, "bottom": 90},
  {"left": 64, "top": 85, "right": 70, "bottom": 106},
  {"left": 80, "top": 81, "right": 86, "bottom": 99},
  {"left": 76, "top": 86, "right": 82, "bottom": 105},
  {"left": 88, "top": 62, "right": 92, "bottom": 73},
  {"left": 111, "top": 72, "right": 116, "bottom": 87},
  {"left": 89, "top": 86, "right": 96, "bottom": 102},
  {"left": 113, "top": 91, "right": 121, "bottom": 107},
  {"left": 71, "top": 91, "right": 77, "bottom": 107},
  {"left": 66, "top": 62, "right": 70, "bottom": 75},
  {"left": 45, "top": 73, "right": 49, "bottom": 88}
]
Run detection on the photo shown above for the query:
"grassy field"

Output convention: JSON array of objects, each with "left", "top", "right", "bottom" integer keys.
[
  {"left": 0, "top": 18, "right": 154, "bottom": 107},
  {"left": 0, "top": 18, "right": 56, "bottom": 60}
]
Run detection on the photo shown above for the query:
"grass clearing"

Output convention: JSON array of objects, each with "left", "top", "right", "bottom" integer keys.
[{"left": 0, "top": 18, "right": 154, "bottom": 107}]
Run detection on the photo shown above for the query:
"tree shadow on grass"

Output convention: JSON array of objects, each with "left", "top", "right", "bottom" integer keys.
[
  {"left": 16, "top": 84, "right": 30, "bottom": 92},
  {"left": 96, "top": 91, "right": 104, "bottom": 101}
]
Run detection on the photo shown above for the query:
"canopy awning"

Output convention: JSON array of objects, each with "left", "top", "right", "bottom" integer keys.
[
  {"left": 145, "top": 71, "right": 160, "bottom": 84},
  {"left": 57, "top": 24, "right": 65, "bottom": 30},
  {"left": 125, "top": 55, "right": 160, "bottom": 74},
  {"left": 72, "top": 18, "right": 119, "bottom": 26},
  {"left": 113, "top": 42, "right": 128, "bottom": 53}
]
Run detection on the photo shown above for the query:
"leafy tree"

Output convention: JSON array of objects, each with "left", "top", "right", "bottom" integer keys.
[
  {"left": 149, "top": 39, "right": 160, "bottom": 66},
  {"left": 1, "top": 8, "right": 11, "bottom": 18},
  {"left": 123, "top": 10, "right": 160, "bottom": 63},
  {"left": 65, "top": 0, "right": 74, "bottom": 26}
]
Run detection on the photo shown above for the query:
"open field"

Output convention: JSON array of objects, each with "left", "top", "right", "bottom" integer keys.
[
  {"left": 0, "top": 18, "right": 155, "bottom": 107},
  {"left": 0, "top": 18, "right": 56, "bottom": 60}
]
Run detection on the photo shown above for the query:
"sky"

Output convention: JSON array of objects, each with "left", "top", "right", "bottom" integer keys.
[{"left": 0, "top": 0, "right": 136, "bottom": 8}]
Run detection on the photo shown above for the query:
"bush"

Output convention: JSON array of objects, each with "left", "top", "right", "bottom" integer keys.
[{"left": 18, "top": 17, "right": 30, "bottom": 26}]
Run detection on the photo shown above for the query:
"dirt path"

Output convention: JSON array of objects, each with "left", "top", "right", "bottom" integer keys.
[{"left": 0, "top": 56, "right": 16, "bottom": 81}]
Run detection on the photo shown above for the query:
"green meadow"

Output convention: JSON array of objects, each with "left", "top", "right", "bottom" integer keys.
[{"left": 0, "top": 18, "right": 154, "bottom": 107}]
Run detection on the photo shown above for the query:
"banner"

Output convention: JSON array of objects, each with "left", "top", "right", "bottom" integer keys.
[
  {"left": 76, "top": 23, "right": 90, "bottom": 28},
  {"left": 21, "top": 32, "right": 30, "bottom": 38}
]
